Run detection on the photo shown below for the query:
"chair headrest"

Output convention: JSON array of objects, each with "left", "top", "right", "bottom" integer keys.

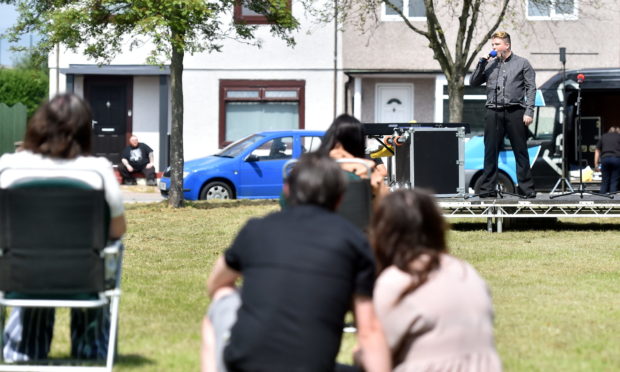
[{"left": 0, "top": 168, "right": 105, "bottom": 190}]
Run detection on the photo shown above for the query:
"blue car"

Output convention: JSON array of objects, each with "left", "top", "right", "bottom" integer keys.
[
  {"left": 159, "top": 130, "right": 325, "bottom": 200},
  {"left": 464, "top": 136, "right": 541, "bottom": 193}
]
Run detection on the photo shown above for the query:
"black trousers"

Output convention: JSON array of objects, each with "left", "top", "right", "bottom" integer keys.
[
  {"left": 119, "top": 163, "right": 156, "bottom": 182},
  {"left": 600, "top": 156, "right": 620, "bottom": 193},
  {"left": 478, "top": 106, "right": 535, "bottom": 194}
]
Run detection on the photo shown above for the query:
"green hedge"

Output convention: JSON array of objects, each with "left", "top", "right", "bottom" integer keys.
[{"left": 0, "top": 68, "right": 49, "bottom": 118}]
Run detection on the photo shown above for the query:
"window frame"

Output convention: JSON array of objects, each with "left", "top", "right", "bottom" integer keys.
[
  {"left": 219, "top": 80, "right": 306, "bottom": 147},
  {"left": 381, "top": 0, "right": 427, "bottom": 22},
  {"left": 526, "top": 0, "right": 579, "bottom": 21},
  {"left": 233, "top": 0, "right": 293, "bottom": 25}
]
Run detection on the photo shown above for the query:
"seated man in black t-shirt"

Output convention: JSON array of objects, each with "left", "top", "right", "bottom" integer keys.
[
  {"left": 119, "top": 135, "right": 156, "bottom": 186},
  {"left": 201, "top": 153, "right": 390, "bottom": 372}
]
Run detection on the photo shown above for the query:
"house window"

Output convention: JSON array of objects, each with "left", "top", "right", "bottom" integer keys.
[
  {"left": 234, "top": 0, "right": 293, "bottom": 25},
  {"left": 527, "top": 0, "right": 578, "bottom": 20},
  {"left": 219, "top": 80, "right": 305, "bottom": 147},
  {"left": 382, "top": 0, "right": 426, "bottom": 20}
]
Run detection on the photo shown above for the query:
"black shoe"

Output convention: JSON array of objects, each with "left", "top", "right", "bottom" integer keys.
[{"left": 524, "top": 191, "right": 537, "bottom": 199}]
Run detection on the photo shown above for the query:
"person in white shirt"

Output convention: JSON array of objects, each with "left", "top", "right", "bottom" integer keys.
[{"left": 0, "top": 93, "right": 126, "bottom": 362}]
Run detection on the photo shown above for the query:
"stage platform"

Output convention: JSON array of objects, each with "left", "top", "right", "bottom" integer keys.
[{"left": 437, "top": 192, "right": 620, "bottom": 232}]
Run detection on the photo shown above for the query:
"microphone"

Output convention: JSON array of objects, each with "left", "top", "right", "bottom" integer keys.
[
  {"left": 577, "top": 73, "right": 585, "bottom": 84},
  {"left": 488, "top": 50, "right": 497, "bottom": 59}
]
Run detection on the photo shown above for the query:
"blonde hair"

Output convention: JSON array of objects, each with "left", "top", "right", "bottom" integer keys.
[{"left": 492, "top": 31, "right": 511, "bottom": 46}]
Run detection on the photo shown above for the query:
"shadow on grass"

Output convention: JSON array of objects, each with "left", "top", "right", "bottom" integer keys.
[
  {"left": 126, "top": 199, "right": 278, "bottom": 211},
  {"left": 185, "top": 199, "right": 278, "bottom": 210},
  {"left": 115, "top": 353, "right": 156, "bottom": 368},
  {"left": 3, "top": 354, "right": 154, "bottom": 368},
  {"left": 451, "top": 218, "right": 620, "bottom": 232}
]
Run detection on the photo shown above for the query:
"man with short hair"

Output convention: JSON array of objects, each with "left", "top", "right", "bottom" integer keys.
[
  {"left": 201, "top": 153, "right": 390, "bottom": 372},
  {"left": 119, "top": 135, "right": 156, "bottom": 186},
  {"left": 470, "top": 31, "right": 537, "bottom": 198}
]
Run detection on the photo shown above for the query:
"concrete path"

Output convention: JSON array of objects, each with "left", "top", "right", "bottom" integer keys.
[{"left": 120, "top": 185, "right": 165, "bottom": 203}]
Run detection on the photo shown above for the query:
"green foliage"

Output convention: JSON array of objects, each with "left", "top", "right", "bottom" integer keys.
[
  {"left": 11, "top": 48, "right": 49, "bottom": 72},
  {"left": 1, "top": 0, "right": 299, "bottom": 63},
  {"left": 0, "top": 68, "right": 48, "bottom": 117}
]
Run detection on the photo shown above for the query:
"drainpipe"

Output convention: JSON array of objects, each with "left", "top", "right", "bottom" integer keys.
[
  {"left": 55, "top": 44, "right": 60, "bottom": 94},
  {"left": 333, "top": 0, "right": 338, "bottom": 118},
  {"left": 344, "top": 73, "right": 351, "bottom": 114}
]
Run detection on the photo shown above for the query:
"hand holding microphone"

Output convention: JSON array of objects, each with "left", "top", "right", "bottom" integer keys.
[{"left": 480, "top": 50, "right": 497, "bottom": 63}]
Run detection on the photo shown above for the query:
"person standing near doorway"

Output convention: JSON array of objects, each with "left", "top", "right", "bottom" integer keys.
[
  {"left": 119, "top": 135, "right": 157, "bottom": 186},
  {"left": 470, "top": 31, "right": 537, "bottom": 198}
]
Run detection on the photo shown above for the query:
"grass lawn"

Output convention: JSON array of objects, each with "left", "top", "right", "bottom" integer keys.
[{"left": 47, "top": 201, "right": 619, "bottom": 371}]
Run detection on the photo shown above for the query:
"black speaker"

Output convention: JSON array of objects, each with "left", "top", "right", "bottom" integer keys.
[{"left": 394, "top": 127, "right": 465, "bottom": 195}]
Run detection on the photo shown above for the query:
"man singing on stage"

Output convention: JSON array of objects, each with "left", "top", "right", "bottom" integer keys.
[{"left": 470, "top": 31, "right": 537, "bottom": 198}]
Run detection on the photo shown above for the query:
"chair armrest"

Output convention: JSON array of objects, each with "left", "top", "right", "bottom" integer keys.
[
  {"left": 102, "top": 239, "right": 123, "bottom": 256},
  {"left": 102, "top": 240, "right": 124, "bottom": 290}
]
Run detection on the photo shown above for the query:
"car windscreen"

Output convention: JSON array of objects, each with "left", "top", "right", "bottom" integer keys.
[{"left": 216, "top": 134, "right": 265, "bottom": 158}]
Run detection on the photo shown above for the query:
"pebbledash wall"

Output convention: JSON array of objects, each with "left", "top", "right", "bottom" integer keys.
[{"left": 48, "top": 1, "right": 343, "bottom": 170}]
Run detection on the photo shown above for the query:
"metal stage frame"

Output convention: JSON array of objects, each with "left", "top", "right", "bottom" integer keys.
[{"left": 437, "top": 194, "right": 620, "bottom": 233}]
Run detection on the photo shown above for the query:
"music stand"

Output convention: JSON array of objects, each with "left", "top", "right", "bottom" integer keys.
[
  {"left": 549, "top": 48, "right": 575, "bottom": 194},
  {"left": 550, "top": 73, "right": 612, "bottom": 199}
]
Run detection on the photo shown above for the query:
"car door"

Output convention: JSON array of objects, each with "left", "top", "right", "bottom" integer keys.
[
  {"left": 299, "top": 134, "right": 323, "bottom": 156},
  {"left": 238, "top": 135, "right": 294, "bottom": 198}
]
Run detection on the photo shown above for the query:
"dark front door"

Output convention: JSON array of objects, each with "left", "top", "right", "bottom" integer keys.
[{"left": 84, "top": 76, "right": 132, "bottom": 165}]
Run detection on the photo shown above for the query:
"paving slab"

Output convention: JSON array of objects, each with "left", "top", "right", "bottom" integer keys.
[{"left": 121, "top": 185, "right": 165, "bottom": 203}]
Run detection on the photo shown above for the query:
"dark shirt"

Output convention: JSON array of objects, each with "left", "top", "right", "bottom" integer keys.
[
  {"left": 121, "top": 143, "right": 153, "bottom": 168},
  {"left": 470, "top": 53, "right": 536, "bottom": 117},
  {"left": 223, "top": 205, "right": 375, "bottom": 372},
  {"left": 597, "top": 132, "right": 620, "bottom": 158}
]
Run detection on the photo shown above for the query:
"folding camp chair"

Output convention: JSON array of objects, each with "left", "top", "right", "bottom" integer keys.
[
  {"left": 282, "top": 158, "right": 373, "bottom": 231},
  {"left": 0, "top": 168, "right": 123, "bottom": 372}
]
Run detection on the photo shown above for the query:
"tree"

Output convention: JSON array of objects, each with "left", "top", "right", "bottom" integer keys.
[
  {"left": 1, "top": 0, "right": 298, "bottom": 207},
  {"left": 305, "top": 0, "right": 511, "bottom": 123},
  {"left": 0, "top": 68, "right": 48, "bottom": 117},
  {"left": 12, "top": 48, "right": 48, "bottom": 73}
]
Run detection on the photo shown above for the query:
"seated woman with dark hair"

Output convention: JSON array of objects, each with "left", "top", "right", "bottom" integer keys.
[
  {"left": 370, "top": 189, "right": 501, "bottom": 371},
  {"left": 317, "top": 114, "right": 388, "bottom": 196},
  {"left": 0, "top": 93, "right": 126, "bottom": 362},
  {"left": 280, "top": 114, "right": 387, "bottom": 209}
]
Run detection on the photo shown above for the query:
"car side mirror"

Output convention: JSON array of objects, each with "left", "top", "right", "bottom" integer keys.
[{"left": 245, "top": 154, "right": 259, "bottom": 162}]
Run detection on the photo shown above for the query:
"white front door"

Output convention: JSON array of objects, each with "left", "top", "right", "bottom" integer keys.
[{"left": 375, "top": 83, "right": 414, "bottom": 123}]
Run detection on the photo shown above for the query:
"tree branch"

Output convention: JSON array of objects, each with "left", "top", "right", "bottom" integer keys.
[
  {"left": 423, "top": 0, "right": 453, "bottom": 78},
  {"left": 454, "top": 0, "right": 472, "bottom": 70},
  {"left": 463, "top": 0, "right": 481, "bottom": 66},
  {"left": 466, "top": 0, "right": 509, "bottom": 69},
  {"left": 383, "top": 0, "right": 428, "bottom": 38}
]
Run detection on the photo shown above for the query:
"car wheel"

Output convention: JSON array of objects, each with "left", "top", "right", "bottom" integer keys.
[
  {"left": 473, "top": 172, "right": 515, "bottom": 194},
  {"left": 200, "top": 181, "right": 233, "bottom": 200}
]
